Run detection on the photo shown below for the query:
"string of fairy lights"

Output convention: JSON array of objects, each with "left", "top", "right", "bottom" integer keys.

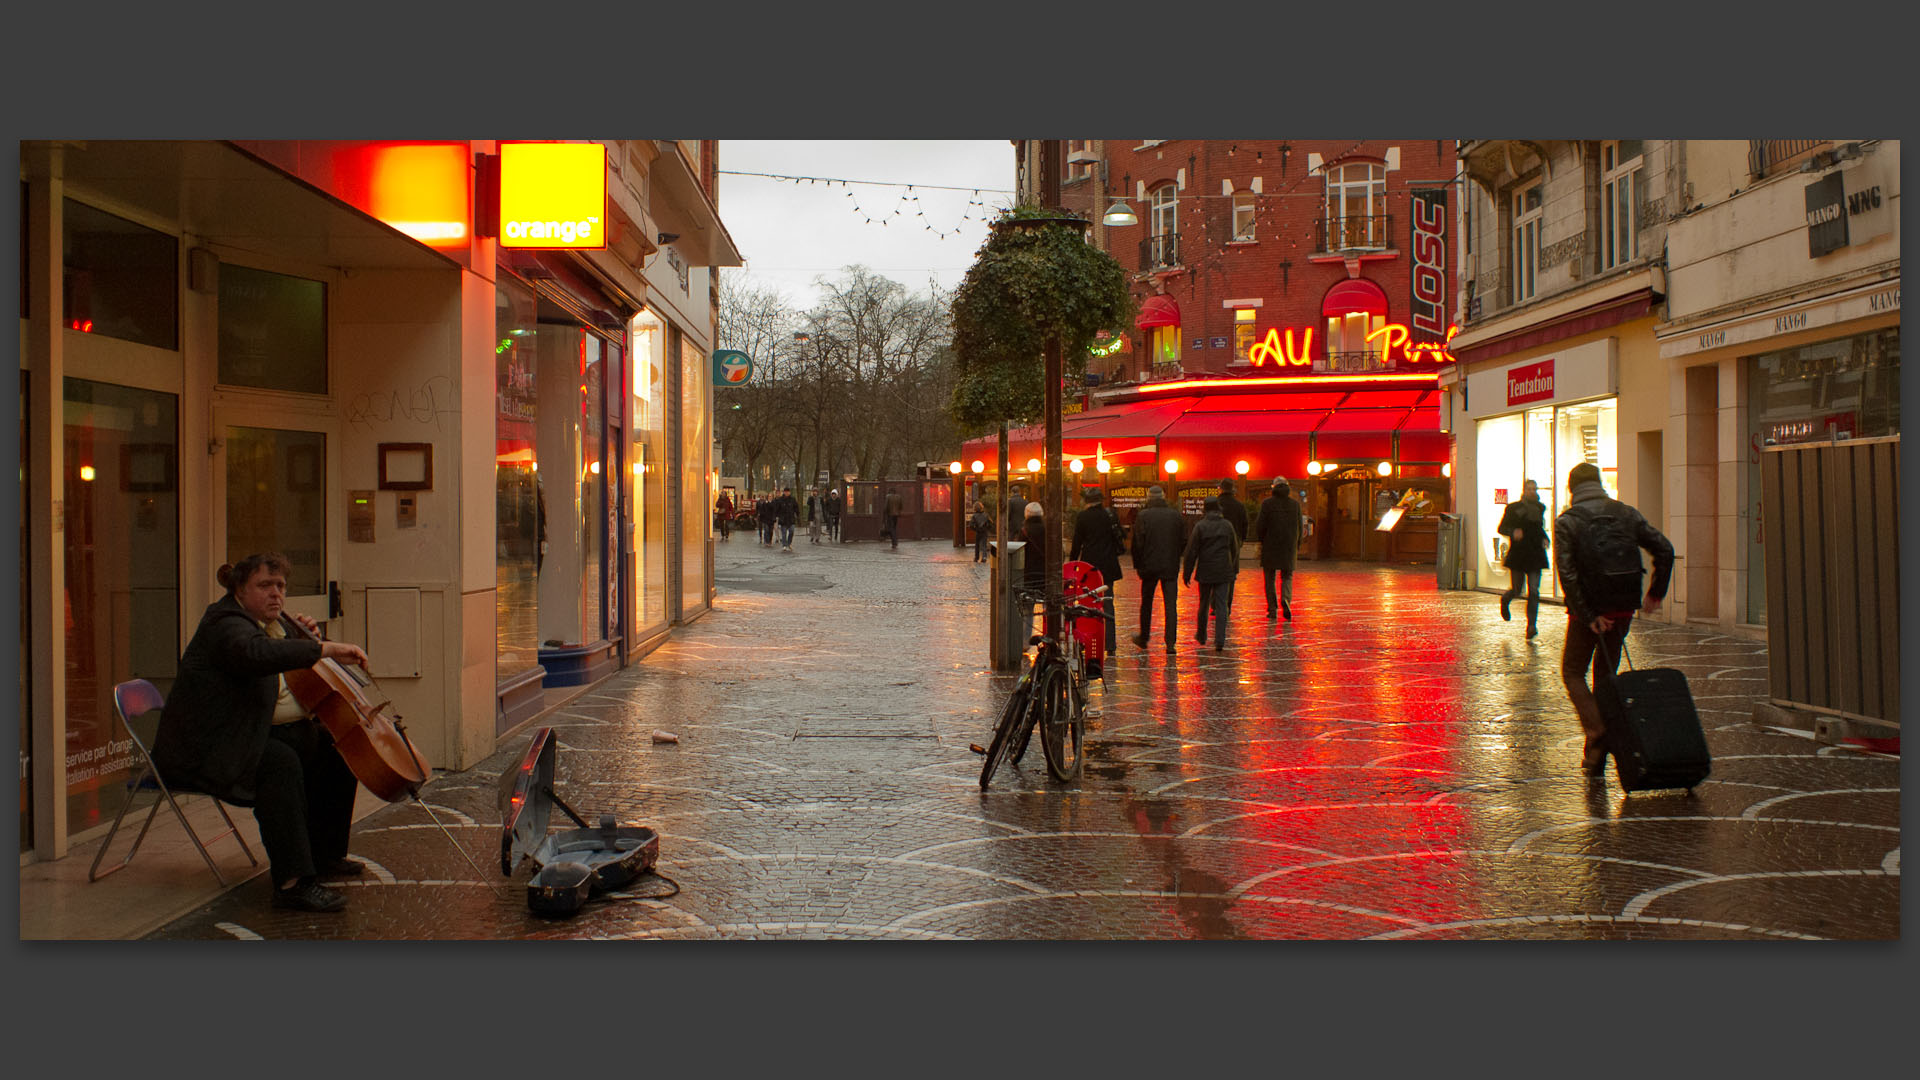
[{"left": 719, "top": 170, "right": 1014, "bottom": 239}]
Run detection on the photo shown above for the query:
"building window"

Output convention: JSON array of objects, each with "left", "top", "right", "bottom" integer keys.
[
  {"left": 1601, "top": 140, "right": 1643, "bottom": 270},
  {"left": 1323, "top": 162, "right": 1387, "bottom": 249},
  {"left": 62, "top": 199, "right": 178, "bottom": 351},
  {"left": 1511, "top": 181, "right": 1543, "bottom": 303},
  {"left": 218, "top": 264, "right": 328, "bottom": 395},
  {"left": 1147, "top": 323, "right": 1180, "bottom": 368},
  {"left": 1233, "top": 308, "right": 1257, "bottom": 361},
  {"left": 1231, "top": 191, "right": 1256, "bottom": 241},
  {"left": 1064, "top": 140, "right": 1093, "bottom": 183},
  {"left": 1145, "top": 184, "right": 1179, "bottom": 267}
]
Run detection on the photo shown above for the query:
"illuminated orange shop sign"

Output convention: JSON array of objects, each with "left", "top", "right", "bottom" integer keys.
[
  {"left": 1246, "top": 323, "right": 1460, "bottom": 368},
  {"left": 497, "top": 142, "right": 607, "bottom": 249}
]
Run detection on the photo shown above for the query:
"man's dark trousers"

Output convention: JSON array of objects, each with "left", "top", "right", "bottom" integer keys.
[
  {"left": 1139, "top": 575, "right": 1177, "bottom": 648},
  {"left": 1194, "top": 580, "right": 1233, "bottom": 647},
  {"left": 1262, "top": 567, "right": 1293, "bottom": 615},
  {"left": 253, "top": 718, "right": 358, "bottom": 884}
]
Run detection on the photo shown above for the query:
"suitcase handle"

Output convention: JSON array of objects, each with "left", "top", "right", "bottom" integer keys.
[{"left": 1595, "top": 630, "right": 1635, "bottom": 682}]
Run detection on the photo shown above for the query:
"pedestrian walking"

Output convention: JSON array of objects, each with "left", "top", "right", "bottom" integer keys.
[
  {"left": 1127, "top": 485, "right": 1184, "bottom": 653},
  {"left": 1496, "top": 478, "right": 1551, "bottom": 638},
  {"left": 1217, "top": 477, "right": 1249, "bottom": 549},
  {"left": 1068, "top": 486, "right": 1125, "bottom": 655},
  {"left": 1252, "top": 478, "right": 1304, "bottom": 620},
  {"left": 806, "top": 487, "right": 826, "bottom": 545},
  {"left": 1553, "top": 461, "right": 1675, "bottom": 776},
  {"left": 825, "top": 488, "right": 843, "bottom": 543},
  {"left": 883, "top": 488, "right": 905, "bottom": 550},
  {"left": 969, "top": 500, "right": 992, "bottom": 563},
  {"left": 1181, "top": 495, "right": 1240, "bottom": 652},
  {"left": 774, "top": 487, "right": 798, "bottom": 552},
  {"left": 1020, "top": 501, "right": 1047, "bottom": 643},
  {"left": 756, "top": 495, "right": 777, "bottom": 546},
  {"left": 714, "top": 492, "right": 734, "bottom": 542}
]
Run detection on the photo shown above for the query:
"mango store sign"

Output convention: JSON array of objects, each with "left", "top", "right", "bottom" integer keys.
[{"left": 498, "top": 142, "right": 607, "bottom": 249}]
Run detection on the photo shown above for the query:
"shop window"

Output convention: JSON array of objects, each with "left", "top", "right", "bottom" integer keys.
[
  {"left": 1147, "top": 323, "right": 1180, "bottom": 368},
  {"left": 62, "top": 199, "right": 177, "bottom": 350},
  {"left": 219, "top": 264, "right": 327, "bottom": 395},
  {"left": 1510, "top": 182, "right": 1542, "bottom": 303},
  {"left": 1323, "top": 162, "right": 1387, "bottom": 249},
  {"left": 494, "top": 279, "right": 542, "bottom": 680},
  {"left": 630, "top": 309, "right": 669, "bottom": 637},
  {"left": 1231, "top": 191, "right": 1257, "bottom": 241},
  {"left": 1233, "top": 309, "right": 1257, "bottom": 363},
  {"left": 680, "top": 332, "right": 710, "bottom": 618},
  {"left": 1601, "top": 140, "right": 1643, "bottom": 270}
]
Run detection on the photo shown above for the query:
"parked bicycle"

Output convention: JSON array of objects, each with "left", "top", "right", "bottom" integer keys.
[{"left": 978, "top": 581, "right": 1108, "bottom": 789}]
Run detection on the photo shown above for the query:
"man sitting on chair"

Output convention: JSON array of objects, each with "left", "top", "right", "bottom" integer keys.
[{"left": 152, "top": 552, "right": 371, "bottom": 913}]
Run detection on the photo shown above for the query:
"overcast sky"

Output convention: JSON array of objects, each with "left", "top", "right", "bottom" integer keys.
[{"left": 715, "top": 140, "right": 1016, "bottom": 312}]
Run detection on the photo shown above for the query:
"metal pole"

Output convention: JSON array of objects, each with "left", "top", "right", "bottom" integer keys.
[
  {"left": 1040, "top": 140, "right": 1064, "bottom": 642},
  {"left": 994, "top": 421, "right": 1013, "bottom": 671}
]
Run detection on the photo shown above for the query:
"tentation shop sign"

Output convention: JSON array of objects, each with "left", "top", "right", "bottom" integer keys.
[{"left": 1246, "top": 323, "right": 1460, "bottom": 368}]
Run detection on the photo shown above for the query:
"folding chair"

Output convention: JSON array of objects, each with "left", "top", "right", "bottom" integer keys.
[{"left": 88, "top": 679, "right": 260, "bottom": 886}]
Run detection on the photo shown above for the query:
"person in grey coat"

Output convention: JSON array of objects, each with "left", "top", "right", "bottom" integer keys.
[
  {"left": 1127, "top": 486, "right": 1185, "bottom": 653},
  {"left": 1253, "top": 478, "right": 1305, "bottom": 621},
  {"left": 151, "top": 552, "right": 371, "bottom": 913},
  {"left": 1181, "top": 495, "right": 1240, "bottom": 651}
]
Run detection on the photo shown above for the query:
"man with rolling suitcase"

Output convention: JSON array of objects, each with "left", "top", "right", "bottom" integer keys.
[{"left": 1552, "top": 461, "right": 1681, "bottom": 781}]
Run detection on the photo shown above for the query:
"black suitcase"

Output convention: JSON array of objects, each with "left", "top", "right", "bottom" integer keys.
[{"left": 1596, "top": 641, "right": 1712, "bottom": 793}]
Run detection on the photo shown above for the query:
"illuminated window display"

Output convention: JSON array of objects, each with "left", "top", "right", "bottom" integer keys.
[{"left": 1475, "top": 397, "right": 1617, "bottom": 596}]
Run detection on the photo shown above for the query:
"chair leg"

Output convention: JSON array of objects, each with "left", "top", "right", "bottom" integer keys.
[
  {"left": 208, "top": 799, "right": 260, "bottom": 869},
  {"left": 153, "top": 781, "right": 230, "bottom": 887},
  {"left": 87, "top": 772, "right": 164, "bottom": 882}
]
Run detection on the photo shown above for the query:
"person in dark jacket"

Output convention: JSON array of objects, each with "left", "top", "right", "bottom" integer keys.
[
  {"left": 775, "top": 487, "right": 799, "bottom": 551},
  {"left": 1127, "top": 486, "right": 1184, "bottom": 653},
  {"left": 757, "top": 495, "right": 777, "bottom": 546},
  {"left": 1217, "top": 477, "right": 1249, "bottom": 549},
  {"left": 806, "top": 487, "right": 827, "bottom": 545},
  {"left": 883, "top": 489, "right": 905, "bottom": 550},
  {"left": 825, "top": 488, "right": 844, "bottom": 542},
  {"left": 1252, "top": 478, "right": 1305, "bottom": 621},
  {"left": 1069, "top": 487, "right": 1125, "bottom": 653},
  {"left": 969, "top": 500, "right": 992, "bottom": 563},
  {"left": 1496, "top": 478, "right": 1551, "bottom": 638},
  {"left": 1553, "top": 461, "right": 1675, "bottom": 776},
  {"left": 151, "top": 552, "right": 371, "bottom": 913},
  {"left": 1182, "top": 496, "right": 1240, "bottom": 651},
  {"left": 1020, "top": 502, "right": 1048, "bottom": 642},
  {"left": 714, "top": 492, "right": 734, "bottom": 542}
]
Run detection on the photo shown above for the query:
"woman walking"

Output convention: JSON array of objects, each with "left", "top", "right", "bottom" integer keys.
[{"left": 1497, "top": 478, "right": 1550, "bottom": 638}]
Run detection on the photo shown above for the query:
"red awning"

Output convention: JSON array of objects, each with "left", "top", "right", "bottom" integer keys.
[
  {"left": 1312, "top": 407, "right": 1407, "bottom": 462},
  {"left": 1135, "top": 294, "right": 1181, "bottom": 328},
  {"left": 1186, "top": 391, "right": 1349, "bottom": 413},
  {"left": 1322, "top": 277, "right": 1389, "bottom": 317}
]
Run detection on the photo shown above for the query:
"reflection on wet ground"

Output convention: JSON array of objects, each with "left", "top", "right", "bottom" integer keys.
[{"left": 149, "top": 540, "right": 1899, "bottom": 940}]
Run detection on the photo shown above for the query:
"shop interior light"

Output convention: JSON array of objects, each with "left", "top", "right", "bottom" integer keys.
[
  {"left": 1095, "top": 458, "right": 1110, "bottom": 473},
  {"left": 949, "top": 460, "right": 963, "bottom": 473},
  {"left": 1377, "top": 460, "right": 1393, "bottom": 477},
  {"left": 1442, "top": 462, "right": 1452, "bottom": 478},
  {"left": 1069, "top": 459, "right": 1084, "bottom": 474},
  {"left": 1163, "top": 459, "right": 1180, "bottom": 475},
  {"left": 971, "top": 460, "right": 985, "bottom": 474},
  {"left": 1306, "top": 461, "right": 1322, "bottom": 476},
  {"left": 1102, "top": 199, "right": 1138, "bottom": 227},
  {"left": 1234, "top": 459, "right": 1250, "bottom": 475},
  {"left": 79, "top": 465, "right": 96, "bottom": 482},
  {"left": 588, "top": 461, "right": 600, "bottom": 475},
  {"left": 1027, "top": 458, "right": 1042, "bottom": 472}
]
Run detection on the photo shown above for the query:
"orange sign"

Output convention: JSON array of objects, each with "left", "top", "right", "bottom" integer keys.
[{"left": 497, "top": 142, "right": 607, "bottom": 249}]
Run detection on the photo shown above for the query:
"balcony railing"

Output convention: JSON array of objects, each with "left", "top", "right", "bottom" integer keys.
[
  {"left": 1317, "top": 350, "right": 1397, "bottom": 374},
  {"left": 1748, "top": 140, "right": 1831, "bottom": 179},
  {"left": 1317, "top": 214, "right": 1393, "bottom": 253},
  {"left": 1139, "top": 232, "right": 1180, "bottom": 270}
]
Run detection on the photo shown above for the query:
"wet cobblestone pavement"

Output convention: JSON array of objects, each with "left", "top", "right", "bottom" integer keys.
[{"left": 148, "top": 538, "right": 1900, "bottom": 940}]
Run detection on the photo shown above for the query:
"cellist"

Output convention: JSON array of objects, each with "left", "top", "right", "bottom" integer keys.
[{"left": 152, "top": 552, "right": 371, "bottom": 913}]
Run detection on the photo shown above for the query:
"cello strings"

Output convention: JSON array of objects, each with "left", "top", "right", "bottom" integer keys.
[{"left": 411, "top": 794, "right": 509, "bottom": 900}]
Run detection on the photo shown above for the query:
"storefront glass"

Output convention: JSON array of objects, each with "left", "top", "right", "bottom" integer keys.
[
  {"left": 495, "top": 279, "right": 541, "bottom": 680},
  {"left": 679, "top": 334, "right": 710, "bottom": 616},
  {"left": 630, "top": 311, "right": 669, "bottom": 639},
  {"left": 61, "top": 377, "right": 179, "bottom": 835},
  {"left": 1743, "top": 326, "right": 1899, "bottom": 623},
  {"left": 1475, "top": 397, "right": 1617, "bottom": 593},
  {"left": 62, "top": 199, "right": 177, "bottom": 351},
  {"left": 581, "top": 333, "right": 607, "bottom": 643}
]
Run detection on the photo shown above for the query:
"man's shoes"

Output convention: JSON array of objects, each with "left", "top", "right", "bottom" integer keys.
[
  {"left": 273, "top": 878, "right": 347, "bottom": 913},
  {"left": 1282, "top": 601, "right": 1291, "bottom": 621},
  {"left": 1581, "top": 739, "right": 1609, "bottom": 777},
  {"left": 1194, "top": 632, "right": 1206, "bottom": 645},
  {"left": 1213, "top": 642, "right": 1224, "bottom": 652},
  {"left": 1267, "top": 609, "right": 1276, "bottom": 620},
  {"left": 1165, "top": 644, "right": 1176, "bottom": 655},
  {"left": 1500, "top": 594, "right": 1512, "bottom": 622},
  {"left": 317, "top": 857, "right": 364, "bottom": 879},
  {"left": 1131, "top": 632, "right": 1148, "bottom": 649},
  {"left": 1526, "top": 625, "right": 1539, "bottom": 639}
]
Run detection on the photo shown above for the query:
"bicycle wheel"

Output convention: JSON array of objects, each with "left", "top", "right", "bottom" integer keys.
[
  {"left": 1037, "top": 664, "right": 1084, "bottom": 782},
  {"left": 979, "top": 677, "right": 1034, "bottom": 791}
]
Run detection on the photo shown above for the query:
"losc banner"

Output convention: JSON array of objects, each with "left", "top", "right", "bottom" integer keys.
[
  {"left": 1409, "top": 186, "right": 1448, "bottom": 338},
  {"left": 712, "top": 349, "right": 753, "bottom": 386}
]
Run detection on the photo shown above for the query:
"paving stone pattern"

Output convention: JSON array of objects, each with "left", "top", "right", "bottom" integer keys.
[{"left": 148, "top": 537, "right": 1900, "bottom": 940}]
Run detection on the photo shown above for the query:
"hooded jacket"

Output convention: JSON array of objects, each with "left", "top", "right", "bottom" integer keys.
[
  {"left": 151, "top": 594, "right": 325, "bottom": 803},
  {"left": 1182, "top": 509, "right": 1241, "bottom": 585}
]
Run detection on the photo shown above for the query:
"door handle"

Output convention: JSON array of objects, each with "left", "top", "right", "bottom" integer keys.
[{"left": 328, "top": 580, "right": 344, "bottom": 620}]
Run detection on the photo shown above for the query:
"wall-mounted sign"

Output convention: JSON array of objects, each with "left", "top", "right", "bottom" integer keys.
[
  {"left": 1842, "top": 158, "right": 1890, "bottom": 245},
  {"left": 1192, "top": 337, "right": 1206, "bottom": 350},
  {"left": 1804, "top": 172, "right": 1848, "bottom": 259},
  {"left": 1245, "top": 323, "right": 1459, "bottom": 369},
  {"left": 1410, "top": 187, "right": 1449, "bottom": 337},
  {"left": 497, "top": 142, "right": 607, "bottom": 249},
  {"left": 1209, "top": 336, "right": 1228, "bottom": 350},
  {"left": 1462, "top": 338, "right": 1616, "bottom": 419},
  {"left": 712, "top": 349, "right": 753, "bottom": 386},
  {"left": 1505, "top": 359, "right": 1555, "bottom": 407}
]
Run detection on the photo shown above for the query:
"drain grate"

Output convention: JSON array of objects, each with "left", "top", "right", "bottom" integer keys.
[{"left": 793, "top": 717, "right": 937, "bottom": 740}]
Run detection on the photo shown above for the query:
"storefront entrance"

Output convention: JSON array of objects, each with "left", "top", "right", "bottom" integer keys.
[{"left": 1474, "top": 397, "right": 1617, "bottom": 596}]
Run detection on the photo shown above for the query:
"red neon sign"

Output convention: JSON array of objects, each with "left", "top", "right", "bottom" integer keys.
[
  {"left": 1137, "top": 372, "right": 1439, "bottom": 394},
  {"left": 1245, "top": 323, "right": 1460, "bottom": 369}
]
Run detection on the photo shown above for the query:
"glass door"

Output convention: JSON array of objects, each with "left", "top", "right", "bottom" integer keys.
[{"left": 212, "top": 404, "right": 336, "bottom": 625}]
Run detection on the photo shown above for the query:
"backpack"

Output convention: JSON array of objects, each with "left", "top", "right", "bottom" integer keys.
[
  {"left": 1107, "top": 506, "right": 1128, "bottom": 555},
  {"left": 1566, "top": 503, "right": 1645, "bottom": 614}
]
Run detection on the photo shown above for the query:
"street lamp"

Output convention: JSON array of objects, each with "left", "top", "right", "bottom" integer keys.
[
  {"left": 1068, "top": 459, "right": 1084, "bottom": 474},
  {"left": 1163, "top": 458, "right": 1180, "bottom": 476},
  {"left": 1376, "top": 460, "right": 1393, "bottom": 477},
  {"left": 1095, "top": 458, "right": 1110, "bottom": 473},
  {"left": 1234, "top": 459, "right": 1250, "bottom": 475},
  {"left": 971, "top": 460, "right": 985, "bottom": 474},
  {"left": 1306, "top": 461, "right": 1323, "bottom": 476},
  {"left": 949, "top": 460, "right": 963, "bottom": 474},
  {"left": 1026, "top": 458, "right": 1042, "bottom": 473}
]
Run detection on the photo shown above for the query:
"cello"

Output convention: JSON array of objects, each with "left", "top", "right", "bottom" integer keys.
[{"left": 278, "top": 611, "right": 432, "bottom": 803}]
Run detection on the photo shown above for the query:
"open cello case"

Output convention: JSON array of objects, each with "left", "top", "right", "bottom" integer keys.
[{"left": 498, "top": 727, "right": 664, "bottom": 917}]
